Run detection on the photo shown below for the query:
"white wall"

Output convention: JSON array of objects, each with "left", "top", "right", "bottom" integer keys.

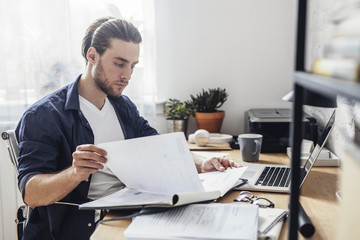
[{"left": 154, "top": 0, "right": 296, "bottom": 136}]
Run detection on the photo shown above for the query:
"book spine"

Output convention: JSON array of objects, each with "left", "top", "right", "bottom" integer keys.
[{"left": 311, "top": 58, "right": 360, "bottom": 82}]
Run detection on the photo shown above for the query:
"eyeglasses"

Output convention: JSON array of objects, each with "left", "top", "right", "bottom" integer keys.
[{"left": 234, "top": 191, "right": 275, "bottom": 208}]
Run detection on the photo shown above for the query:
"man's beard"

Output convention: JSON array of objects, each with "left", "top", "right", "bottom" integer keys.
[{"left": 93, "top": 58, "right": 122, "bottom": 98}]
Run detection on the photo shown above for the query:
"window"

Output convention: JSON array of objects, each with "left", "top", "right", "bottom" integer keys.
[{"left": 0, "top": 0, "right": 156, "bottom": 129}]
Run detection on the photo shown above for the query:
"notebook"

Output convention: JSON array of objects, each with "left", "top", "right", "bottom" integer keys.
[
  {"left": 258, "top": 207, "right": 288, "bottom": 240},
  {"left": 235, "top": 110, "right": 336, "bottom": 193}
]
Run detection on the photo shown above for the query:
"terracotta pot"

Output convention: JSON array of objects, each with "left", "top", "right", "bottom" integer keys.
[{"left": 194, "top": 111, "right": 225, "bottom": 133}]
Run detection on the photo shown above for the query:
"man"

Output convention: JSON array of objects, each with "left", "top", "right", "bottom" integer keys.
[{"left": 16, "top": 17, "right": 239, "bottom": 239}]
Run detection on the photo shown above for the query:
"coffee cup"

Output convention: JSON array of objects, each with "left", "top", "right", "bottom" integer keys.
[{"left": 238, "top": 134, "right": 263, "bottom": 162}]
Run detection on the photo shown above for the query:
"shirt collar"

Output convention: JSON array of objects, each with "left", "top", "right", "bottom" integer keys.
[{"left": 64, "top": 75, "right": 81, "bottom": 111}]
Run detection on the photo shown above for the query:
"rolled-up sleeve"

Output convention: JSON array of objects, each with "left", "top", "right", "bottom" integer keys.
[{"left": 16, "top": 104, "right": 64, "bottom": 199}]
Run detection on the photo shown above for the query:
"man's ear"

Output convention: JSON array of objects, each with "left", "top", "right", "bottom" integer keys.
[{"left": 87, "top": 47, "right": 98, "bottom": 64}]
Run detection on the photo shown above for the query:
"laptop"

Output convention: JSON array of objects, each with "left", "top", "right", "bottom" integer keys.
[{"left": 235, "top": 110, "right": 336, "bottom": 193}]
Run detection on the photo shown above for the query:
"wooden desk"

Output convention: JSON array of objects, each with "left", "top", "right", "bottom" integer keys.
[{"left": 91, "top": 151, "right": 341, "bottom": 240}]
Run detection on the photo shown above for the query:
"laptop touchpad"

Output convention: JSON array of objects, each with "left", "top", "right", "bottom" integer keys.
[{"left": 242, "top": 171, "right": 256, "bottom": 179}]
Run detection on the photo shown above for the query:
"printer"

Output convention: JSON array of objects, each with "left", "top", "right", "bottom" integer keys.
[{"left": 244, "top": 108, "right": 318, "bottom": 153}]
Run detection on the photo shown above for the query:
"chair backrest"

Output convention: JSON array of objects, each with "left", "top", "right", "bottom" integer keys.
[
  {"left": 2, "top": 130, "right": 20, "bottom": 174},
  {"left": 2, "top": 130, "right": 30, "bottom": 239}
]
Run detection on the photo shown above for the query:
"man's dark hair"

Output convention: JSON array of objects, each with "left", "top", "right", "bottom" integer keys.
[{"left": 81, "top": 17, "right": 142, "bottom": 63}]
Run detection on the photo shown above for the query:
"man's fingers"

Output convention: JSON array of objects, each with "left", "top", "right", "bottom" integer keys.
[
  {"left": 73, "top": 158, "right": 104, "bottom": 170},
  {"left": 228, "top": 160, "right": 241, "bottom": 168},
  {"left": 210, "top": 158, "right": 225, "bottom": 171},
  {"left": 71, "top": 144, "right": 108, "bottom": 180},
  {"left": 228, "top": 160, "right": 242, "bottom": 168},
  {"left": 201, "top": 157, "right": 241, "bottom": 173},
  {"left": 217, "top": 158, "right": 241, "bottom": 169},
  {"left": 72, "top": 158, "right": 104, "bottom": 181},
  {"left": 76, "top": 144, "right": 107, "bottom": 157},
  {"left": 73, "top": 144, "right": 107, "bottom": 164},
  {"left": 72, "top": 150, "right": 107, "bottom": 164},
  {"left": 215, "top": 157, "right": 230, "bottom": 169}
]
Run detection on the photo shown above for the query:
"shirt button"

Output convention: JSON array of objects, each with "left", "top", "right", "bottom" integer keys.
[
  {"left": 85, "top": 179, "right": 89, "bottom": 182},
  {"left": 88, "top": 223, "right": 92, "bottom": 227}
]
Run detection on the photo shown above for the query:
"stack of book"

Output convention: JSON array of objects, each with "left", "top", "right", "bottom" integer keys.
[{"left": 311, "top": 2, "right": 360, "bottom": 82}]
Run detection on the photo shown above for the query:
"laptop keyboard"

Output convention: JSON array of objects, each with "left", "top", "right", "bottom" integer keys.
[{"left": 255, "top": 167, "right": 291, "bottom": 187}]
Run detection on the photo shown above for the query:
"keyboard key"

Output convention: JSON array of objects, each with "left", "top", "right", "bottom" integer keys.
[
  {"left": 273, "top": 168, "right": 286, "bottom": 186},
  {"left": 285, "top": 169, "right": 292, "bottom": 187},
  {"left": 255, "top": 167, "right": 269, "bottom": 186},
  {"left": 262, "top": 167, "right": 275, "bottom": 186},
  {"left": 268, "top": 167, "right": 280, "bottom": 186},
  {"left": 280, "top": 168, "right": 291, "bottom": 187}
]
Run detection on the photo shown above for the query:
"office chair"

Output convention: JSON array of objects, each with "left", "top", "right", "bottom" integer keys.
[
  {"left": 2, "top": 131, "right": 102, "bottom": 239},
  {"left": 2, "top": 130, "right": 31, "bottom": 240}
]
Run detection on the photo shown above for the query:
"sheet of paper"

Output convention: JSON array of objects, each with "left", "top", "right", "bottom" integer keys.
[
  {"left": 124, "top": 203, "right": 258, "bottom": 240},
  {"left": 98, "top": 133, "right": 204, "bottom": 195},
  {"left": 199, "top": 167, "right": 248, "bottom": 196}
]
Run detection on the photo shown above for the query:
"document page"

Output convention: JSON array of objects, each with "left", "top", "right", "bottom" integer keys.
[
  {"left": 124, "top": 203, "right": 258, "bottom": 240},
  {"left": 98, "top": 133, "right": 204, "bottom": 195},
  {"left": 199, "top": 167, "right": 248, "bottom": 197}
]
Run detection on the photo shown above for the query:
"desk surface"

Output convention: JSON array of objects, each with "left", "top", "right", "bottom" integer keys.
[{"left": 91, "top": 151, "right": 341, "bottom": 240}]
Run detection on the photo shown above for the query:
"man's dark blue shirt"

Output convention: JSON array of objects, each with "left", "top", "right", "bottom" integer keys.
[{"left": 15, "top": 75, "right": 158, "bottom": 239}]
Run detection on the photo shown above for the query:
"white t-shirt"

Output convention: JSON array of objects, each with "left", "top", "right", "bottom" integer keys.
[{"left": 79, "top": 95, "right": 125, "bottom": 200}]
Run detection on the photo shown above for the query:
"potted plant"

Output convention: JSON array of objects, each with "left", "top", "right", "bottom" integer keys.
[
  {"left": 186, "top": 88, "right": 228, "bottom": 133},
  {"left": 164, "top": 98, "right": 192, "bottom": 136}
]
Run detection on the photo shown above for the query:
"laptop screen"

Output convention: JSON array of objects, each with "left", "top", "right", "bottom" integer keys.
[{"left": 300, "top": 110, "right": 336, "bottom": 186}]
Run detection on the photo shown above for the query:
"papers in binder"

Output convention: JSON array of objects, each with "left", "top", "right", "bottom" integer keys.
[
  {"left": 79, "top": 133, "right": 247, "bottom": 210},
  {"left": 124, "top": 203, "right": 259, "bottom": 240}
]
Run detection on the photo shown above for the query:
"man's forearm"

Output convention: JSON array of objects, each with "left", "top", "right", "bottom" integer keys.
[{"left": 24, "top": 166, "right": 84, "bottom": 208}]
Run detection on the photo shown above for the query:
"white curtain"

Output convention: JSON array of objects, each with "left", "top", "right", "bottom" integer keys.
[{"left": 0, "top": 0, "right": 157, "bottom": 130}]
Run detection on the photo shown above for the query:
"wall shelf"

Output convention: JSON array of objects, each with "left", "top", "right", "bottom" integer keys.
[
  {"left": 294, "top": 71, "right": 360, "bottom": 101},
  {"left": 290, "top": 1, "right": 360, "bottom": 238}
]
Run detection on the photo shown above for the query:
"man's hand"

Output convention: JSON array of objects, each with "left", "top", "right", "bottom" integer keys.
[
  {"left": 200, "top": 157, "right": 241, "bottom": 173},
  {"left": 25, "top": 144, "right": 108, "bottom": 208},
  {"left": 72, "top": 144, "right": 107, "bottom": 181}
]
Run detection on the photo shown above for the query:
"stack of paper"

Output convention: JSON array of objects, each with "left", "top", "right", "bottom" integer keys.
[{"left": 124, "top": 203, "right": 259, "bottom": 240}]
